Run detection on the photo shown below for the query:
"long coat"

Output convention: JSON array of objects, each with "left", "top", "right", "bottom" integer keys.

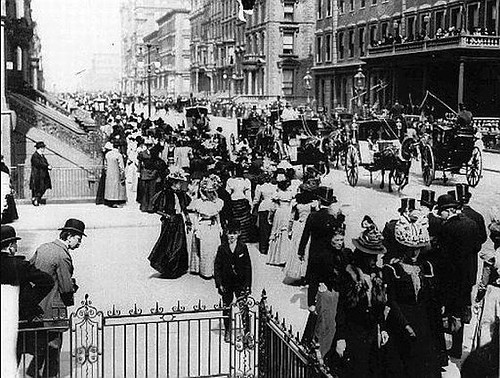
[
  {"left": 214, "top": 240, "right": 252, "bottom": 291},
  {"left": 104, "top": 149, "right": 127, "bottom": 201},
  {"left": 298, "top": 208, "right": 340, "bottom": 281},
  {"left": 29, "top": 151, "right": 52, "bottom": 193},
  {"left": 30, "top": 239, "right": 76, "bottom": 319}
]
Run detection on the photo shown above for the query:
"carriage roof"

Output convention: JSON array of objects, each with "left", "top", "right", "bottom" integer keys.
[
  {"left": 356, "top": 118, "right": 400, "bottom": 141},
  {"left": 185, "top": 106, "right": 208, "bottom": 117}
]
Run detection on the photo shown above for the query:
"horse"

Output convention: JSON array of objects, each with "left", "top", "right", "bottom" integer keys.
[{"left": 372, "top": 146, "right": 411, "bottom": 192}]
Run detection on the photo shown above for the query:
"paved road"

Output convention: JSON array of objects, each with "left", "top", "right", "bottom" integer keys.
[{"left": 12, "top": 158, "right": 499, "bottom": 377}]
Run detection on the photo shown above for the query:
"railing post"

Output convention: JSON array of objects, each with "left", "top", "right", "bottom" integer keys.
[{"left": 258, "top": 289, "right": 268, "bottom": 377}]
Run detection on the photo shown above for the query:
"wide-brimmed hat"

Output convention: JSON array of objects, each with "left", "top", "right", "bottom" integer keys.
[
  {"left": 395, "top": 216, "right": 430, "bottom": 248},
  {"left": 1, "top": 225, "right": 21, "bottom": 244},
  {"left": 420, "top": 189, "right": 436, "bottom": 209},
  {"left": 104, "top": 142, "right": 114, "bottom": 150},
  {"left": 398, "top": 198, "right": 416, "bottom": 213},
  {"left": 168, "top": 167, "right": 189, "bottom": 182},
  {"left": 35, "top": 141, "right": 46, "bottom": 149},
  {"left": 352, "top": 218, "right": 386, "bottom": 255},
  {"left": 436, "top": 194, "right": 459, "bottom": 213},
  {"left": 315, "top": 186, "right": 337, "bottom": 205},
  {"left": 200, "top": 176, "right": 219, "bottom": 192},
  {"left": 455, "top": 183, "right": 472, "bottom": 204},
  {"left": 277, "top": 160, "right": 293, "bottom": 170},
  {"left": 58, "top": 218, "right": 86, "bottom": 237}
]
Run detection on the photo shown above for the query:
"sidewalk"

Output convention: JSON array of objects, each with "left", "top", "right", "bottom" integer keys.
[{"left": 483, "top": 150, "right": 500, "bottom": 173}]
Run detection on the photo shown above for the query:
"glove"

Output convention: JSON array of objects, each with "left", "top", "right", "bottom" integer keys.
[{"left": 336, "top": 339, "right": 346, "bottom": 357}]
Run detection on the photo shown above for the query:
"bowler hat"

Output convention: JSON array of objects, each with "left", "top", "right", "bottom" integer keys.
[
  {"left": 58, "top": 218, "right": 87, "bottom": 236},
  {"left": 420, "top": 189, "right": 436, "bottom": 209},
  {"left": 398, "top": 198, "right": 416, "bottom": 213},
  {"left": 455, "top": 184, "right": 472, "bottom": 204},
  {"left": 1, "top": 225, "right": 21, "bottom": 244},
  {"left": 315, "top": 186, "right": 337, "bottom": 205},
  {"left": 436, "top": 194, "right": 458, "bottom": 213},
  {"left": 35, "top": 141, "right": 46, "bottom": 149}
]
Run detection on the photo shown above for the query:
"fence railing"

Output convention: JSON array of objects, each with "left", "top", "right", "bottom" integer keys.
[
  {"left": 10, "top": 165, "right": 103, "bottom": 201},
  {"left": 14, "top": 291, "right": 332, "bottom": 378}
]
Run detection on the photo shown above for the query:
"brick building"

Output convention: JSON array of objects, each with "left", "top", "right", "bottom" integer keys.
[
  {"left": 314, "top": 0, "right": 500, "bottom": 116},
  {"left": 120, "top": 0, "right": 181, "bottom": 95},
  {"left": 156, "top": 9, "right": 191, "bottom": 97},
  {"left": 190, "top": 0, "right": 316, "bottom": 104}
]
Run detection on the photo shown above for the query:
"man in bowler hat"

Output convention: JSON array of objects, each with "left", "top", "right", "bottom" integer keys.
[
  {"left": 29, "top": 141, "right": 52, "bottom": 206},
  {"left": 1, "top": 225, "right": 54, "bottom": 377},
  {"left": 27, "top": 219, "right": 86, "bottom": 377}
]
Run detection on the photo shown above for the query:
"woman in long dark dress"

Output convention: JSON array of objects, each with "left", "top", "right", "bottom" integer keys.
[
  {"left": 148, "top": 168, "right": 192, "bottom": 279},
  {"left": 382, "top": 216, "right": 442, "bottom": 378},
  {"left": 225, "top": 164, "right": 253, "bottom": 242}
]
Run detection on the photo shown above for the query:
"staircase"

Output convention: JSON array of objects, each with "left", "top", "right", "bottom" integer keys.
[{"left": 7, "top": 92, "right": 103, "bottom": 167}]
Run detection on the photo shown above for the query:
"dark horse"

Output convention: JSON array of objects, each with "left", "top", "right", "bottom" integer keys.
[
  {"left": 372, "top": 146, "right": 411, "bottom": 192},
  {"left": 328, "top": 129, "right": 349, "bottom": 169}
]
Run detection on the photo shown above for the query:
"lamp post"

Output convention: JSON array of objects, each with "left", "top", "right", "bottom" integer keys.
[
  {"left": 303, "top": 70, "right": 312, "bottom": 107},
  {"left": 223, "top": 73, "right": 229, "bottom": 98},
  {"left": 139, "top": 43, "right": 159, "bottom": 119},
  {"left": 354, "top": 65, "right": 366, "bottom": 116}
]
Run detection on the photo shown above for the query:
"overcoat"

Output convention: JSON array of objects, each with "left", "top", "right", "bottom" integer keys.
[
  {"left": 30, "top": 240, "right": 76, "bottom": 319},
  {"left": 214, "top": 240, "right": 252, "bottom": 291},
  {"left": 29, "top": 151, "right": 52, "bottom": 193},
  {"left": 104, "top": 149, "right": 127, "bottom": 201}
]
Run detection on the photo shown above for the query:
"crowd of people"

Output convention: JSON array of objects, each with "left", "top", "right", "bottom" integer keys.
[{"left": 1, "top": 91, "right": 499, "bottom": 377}]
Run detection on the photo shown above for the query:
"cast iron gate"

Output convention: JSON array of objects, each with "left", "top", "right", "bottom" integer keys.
[{"left": 17, "top": 291, "right": 332, "bottom": 377}]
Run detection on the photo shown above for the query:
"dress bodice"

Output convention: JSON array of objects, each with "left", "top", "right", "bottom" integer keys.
[{"left": 296, "top": 203, "right": 313, "bottom": 222}]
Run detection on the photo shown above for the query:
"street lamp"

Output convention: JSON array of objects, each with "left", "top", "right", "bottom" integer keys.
[
  {"left": 223, "top": 72, "right": 228, "bottom": 97},
  {"left": 354, "top": 65, "right": 366, "bottom": 116},
  {"left": 139, "top": 43, "right": 160, "bottom": 119},
  {"left": 303, "top": 70, "right": 312, "bottom": 106}
]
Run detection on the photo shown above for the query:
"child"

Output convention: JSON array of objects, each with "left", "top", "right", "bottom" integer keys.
[{"left": 214, "top": 220, "right": 252, "bottom": 343}]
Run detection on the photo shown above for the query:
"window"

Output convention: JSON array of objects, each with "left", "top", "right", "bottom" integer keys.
[
  {"left": 261, "top": 1, "right": 266, "bottom": 23},
  {"left": 348, "top": 30, "right": 354, "bottom": 57},
  {"left": 486, "top": 1, "right": 497, "bottom": 34},
  {"left": 316, "top": 36, "right": 323, "bottom": 62},
  {"left": 338, "top": 31, "right": 345, "bottom": 59},
  {"left": 407, "top": 17, "right": 415, "bottom": 39},
  {"left": 369, "top": 24, "right": 377, "bottom": 45},
  {"left": 282, "top": 69, "right": 294, "bottom": 95},
  {"left": 349, "top": 0, "right": 354, "bottom": 12},
  {"left": 261, "top": 32, "right": 265, "bottom": 55},
  {"left": 247, "top": 35, "right": 252, "bottom": 53},
  {"left": 372, "top": 0, "right": 377, "bottom": 5},
  {"left": 327, "top": 0, "right": 332, "bottom": 16},
  {"left": 284, "top": 3, "right": 294, "bottom": 21},
  {"left": 318, "top": 0, "right": 323, "bottom": 19},
  {"left": 467, "top": 3, "right": 480, "bottom": 33},
  {"left": 450, "top": 7, "right": 461, "bottom": 29},
  {"left": 435, "top": 11, "right": 444, "bottom": 34},
  {"left": 381, "top": 22, "right": 388, "bottom": 38},
  {"left": 325, "top": 34, "right": 332, "bottom": 61},
  {"left": 339, "top": 0, "right": 345, "bottom": 14},
  {"left": 283, "top": 32, "right": 294, "bottom": 54},
  {"left": 360, "top": 0, "right": 365, "bottom": 8},
  {"left": 359, "top": 27, "right": 365, "bottom": 56}
]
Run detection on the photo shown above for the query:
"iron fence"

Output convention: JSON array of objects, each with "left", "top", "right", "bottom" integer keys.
[
  {"left": 10, "top": 165, "right": 103, "bottom": 201},
  {"left": 14, "top": 291, "right": 332, "bottom": 378}
]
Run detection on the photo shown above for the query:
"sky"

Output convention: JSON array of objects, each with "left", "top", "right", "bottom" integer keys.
[{"left": 32, "top": 0, "right": 122, "bottom": 92}]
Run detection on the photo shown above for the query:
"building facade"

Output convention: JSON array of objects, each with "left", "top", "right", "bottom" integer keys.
[
  {"left": 156, "top": 8, "right": 191, "bottom": 97},
  {"left": 78, "top": 52, "right": 121, "bottom": 92},
  {"left": 314, "top": 0, "right": 500, "bottom": 116},
  {"left": 120, "top": 0, "right": 181, "bottom": 95},
  {"left": 190, "top": 0, "right": 316, "bottom": 103}
]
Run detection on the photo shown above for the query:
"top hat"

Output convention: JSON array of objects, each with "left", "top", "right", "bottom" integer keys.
[
  {"left": 436, "top": 194, "right": 459, "bottom": 213},
  {"left": 315, "top": 186, "right": 337, "bottom": 205},
  {"left": 216, "top": 127, "right": 223, "bottom": 133},
  {"left": 398, "top": 198, "right": 416, "bottom": 213},
  {"left": 35, "top": 141, "right": 46, "bottom": 149},
  {"left": 420, "top": 189, "right": 436, "bottom": 209},
  {"left": 447, "top": 190, "right": 458, "bottom": 202},
  {"left": 58, "top": 218, "right": 86, "bottom": 237},
  {"left": 455, "top": 184, "right": 472, "bottom": 204},
  {"left": 1, "top": 225, "right": 21, "bottom": 245},
  {"left": 352, "top": 219, "right": 386, "bottom": 255}
]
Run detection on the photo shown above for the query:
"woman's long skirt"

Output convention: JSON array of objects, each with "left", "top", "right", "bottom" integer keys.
[
  {"left": 95, "top": 169, "right": 106, "bottom": 205},
  {"left": 231, "top": 199, "right": 252, "bottom": 243},
  {"left": 314, "top": 289, "right": 339, "bottom": 357},
  {"left": 267, "top": 205, "right": 292, "bottom": 266},
  {"left": 283, "top": 220, "right": 309, "bottom": 282},
  {"left": 139, "top": 179, "right": 157, "bottom": 212},
  {"left": 258, "top": 211, "right": 272, "bottom": 254},
  {"left": 1, "top": 194, "right": 18, "bottom": 224},
  {"left": 190, "top": 220, "right": 222, "bottom": 279},
  {"left": 148, "top": 214, "right": 188, "bottom": 279}
]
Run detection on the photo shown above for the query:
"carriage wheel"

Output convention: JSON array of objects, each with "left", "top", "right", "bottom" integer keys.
[
  {"left": 466, "top": 146, "right": 482, "bottom": 187},
  {"left": 345, "top": 146, "right": 359, "bottom": 187},
  {"left": 421, "top": 144, "right": 435, "bottom": 186}
]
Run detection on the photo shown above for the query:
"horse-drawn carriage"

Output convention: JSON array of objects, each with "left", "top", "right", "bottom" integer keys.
[
  {"left": 345, "top": 118, "right": 410, "bottom": 192},
  {"left": 186, "top": 106, "right": 209, "bottom": 132},
  {"left": 419, "top": 119, "right": 482, "bottom": 187}
]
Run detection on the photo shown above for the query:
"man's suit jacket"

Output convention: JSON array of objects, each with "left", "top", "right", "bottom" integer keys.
[
  {"left": 298, "top": 208, "right": 338, "bottom": 280},
  {"left": 30, "top": 239, "right": 75, "bottom": 319}
]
